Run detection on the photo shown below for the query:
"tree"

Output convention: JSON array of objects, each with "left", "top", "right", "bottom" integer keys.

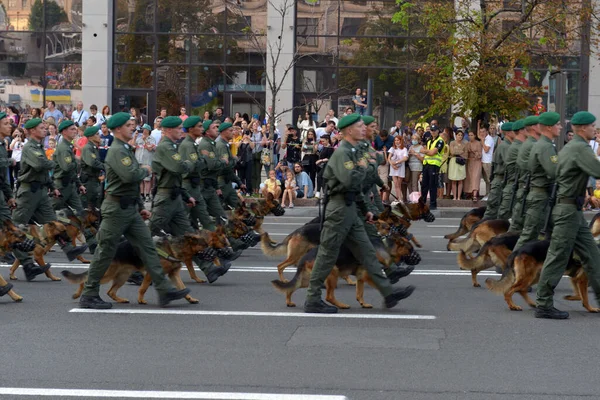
[
  {"left": 28, "top": 0, "right": 68, "bottom": 31},
  {"left": 392, "top": 0, "right": 595, "bottom": 122}
]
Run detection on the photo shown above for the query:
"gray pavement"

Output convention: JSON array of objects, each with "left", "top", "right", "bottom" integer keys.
[{"left": 1, "top": 208, "right": 599, "bottom": 400}]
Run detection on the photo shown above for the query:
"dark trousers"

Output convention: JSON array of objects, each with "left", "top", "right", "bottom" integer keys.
[
  {"left": 237, "top": 163, "right": 253, "bottom": 193},
  {"left": 421, "top": 164, "right": 440, "bottom": 208}
]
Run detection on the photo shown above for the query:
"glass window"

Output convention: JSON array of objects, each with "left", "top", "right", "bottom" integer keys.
[
  {"left": 297, "top": 18, "right": 319, "bottom": 47},
  {"left": 156, "top": 0, "right": 226, "bottom": 33},
  {"left": 224, "top": 66, "right": 265, "bottom": 92},
  {"left": 225, "top": 35, "right": 265, "bottom": 66},
  {"left": 0, "top": 32, "right": 43, "bottom": 63},
  {"left": 0, "top": 62, "right": 44, "bottom": 108},
  {"left": 45, "top": 32, "right": 81, "bottom": 63},
  {"left": 26, "top": 0, "right": 45, "bottom": 31},
  {"left": 189, "top": 65, "right": 224, "bottom": 116},
  {"left": 296, "top": 67, "right": 337, "bottom": 93},
  {"left": 340, "top": 18, "right": 365, "bottom": 36},
  {"left": 115, "top": 34, "right": 155, "bottom": 63},
  {"left": 44, "top": 63, "right": 81, "bottom": 114},
  {"left": 157, "top": 65, "right": 187, "bottom": 115},
  {"left": 339, "top": 37, "right": 410, "bottom": 68},
  {"left": 226, "top": 1, "right": 267, "bottom": 34},
  {"left": 115, "top": 0, "right": 154, "bottom": 33},
  {"left": 44, "top": 0, "right": 80, "bottom": 32},
  {"left": 115, "top": 64, "right": 154, "bottom": 89},
  {"left": 157, "top": 34, "right": 189, "bottom": 64},
  {"left": 190, "top": 35, "right": 225, "bottom": 65}
]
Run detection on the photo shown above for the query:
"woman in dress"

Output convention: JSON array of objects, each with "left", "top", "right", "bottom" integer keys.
[
  {"left": 301, "top": 129, "right": 318, "bottom": 187},
  {"left": 134, "top": 126, "right": 156, "bottom": 202},
  {"left": 448, "top": 129, "right": 468, "bottom": 200},
  {"left": 407, "top": 133, "right": 424, "bottom": 196},
  {"left": 387, "top": 136, "right": 408, "bottom": 203},
  {"left": 297, "top": 111, "right": 316, "bottom": 142},
  {"left": 464, "top": 131, "right": 483, "bottom": 201}
]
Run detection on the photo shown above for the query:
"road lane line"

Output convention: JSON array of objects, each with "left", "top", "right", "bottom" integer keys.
[
  {"left": 70, "top": 309, "right": 436, "bottom": 320},
  {"left": 0, "top": 388, "right": 348, "bottom": 399},
  {"left": 426, "top": 225, "right": 458, "bottom": 228}
]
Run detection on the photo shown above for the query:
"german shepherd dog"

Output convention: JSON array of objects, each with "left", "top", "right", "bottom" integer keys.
[
  {"left": 457, "top": 232, "right": 519, "bottom": 287},
  {"left": 0, "top": 220, "right": 37, "bottom": 302},
  {"left": 232, "top": 193, "right": 285, "bottom": 233},
  {"left": 445, "top": 206, "right": 486, "bottom": 241},
  {"left": 62, "top": 231, "right": 223, "bottom": 304},
  {"left": 261, "top": 218, "right": 409, "bottom": 283},
  {"left": 271, "top": 235, "right": 418, "bottom": 308},
  {"left": 394, "top": 197, "right": 436, "bottom": 223},
  {"left": 182, "top": 226, "right": 232, "bottom": 284},
  {"left": 484, "top": 240, "right": 598, "bottom": 312},
  {"left": 8, "top": 221, "right": 65, "bottom": 281},
  {"left": 447, "top": 219, "right": 510, "bottom": 254},
  {"left": 377, "top": 206, "right": 422, "bottom": 248}
]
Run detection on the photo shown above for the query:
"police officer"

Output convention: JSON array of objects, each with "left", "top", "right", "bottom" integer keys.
[
  {"left": 13, "top": 118, "right": 87, "bottom": 266},
  {"left": 79, "top": 112, "right": 190, "bottom": 309},
  {"left": 53, "top": 120, "right": 98, "bottom": 253},
  {"left": 80, "top": 125, "right": 105, "bottom": 209},
  {"left": 419, "top": 125, "right": 444, "bottom": 210},
  {"left": 304, "top": 114, "right": 415, "bottom": 313},
  {"left": 198, "top": 120, "right": 227, "bottom": 221},
  {"left": 0, "top": 113, "right": 45, "bottom": 284},
  {"left": 509, "top": 116, "right": 540, "bottom": 231},
  {"left": 483, "top": 122, "right": 513, "bottom": 220},
  {"left": 179, "top": 116, "right": 214, "bottom": 231},
  {"left": 497, "top": 119, "right": 525, "bottom": 220},
  {"left": 149, "top": 116, "right": 227, "bottom": 283},
  {"left": 514, "top": 112, "right": 560, "bottom": 250},
  {"left": 535, "top": 111, "right": 600, "bottom": 319}
]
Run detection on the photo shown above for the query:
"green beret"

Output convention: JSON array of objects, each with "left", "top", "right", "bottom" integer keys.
[
  {"left": 501, "top": 122, "right": 513, "bottom": 132},
  {"left": 161, "top": 116, "right": 182, "bottom": 129},
  {"left": 24, "top": 118, "right": 43, "bottom": 130},
  {"left": 571, "top": 111, "right": 596, "bottom": 126},
  {"left": 202, "top": 120, "right": 213, "bottom": 131},
  {"left": 362, "top": 115, "right": 375, "bottom": 125},
  {"left": 524, "top": 116, "right": 539, "bottom": 126},
  {"left": 512, "top": 119, "right": 525, "bottom": 131},
  {"left": 218, "top": 122, "right": 233, "bottom": 133},
  {"left": 0, "top": 112, "right": 6, "bottom": 120},
  {"left": 58, "top": 120, "right": 75, "bottom": 132},
  {"left": 84, "top": 125, "right": 101, "bottom": 137},
  {"left": 338, "top": 113, "right": 361, "bottom": 130},
  {"left": 106, "top": 112, "right": 131, "bottom": 130},
  {"left": 538, "top": 112, "right": 561, "bottom": 127},
  {"left": 183, "top": 116, "right": 201, "bottom": 129}
]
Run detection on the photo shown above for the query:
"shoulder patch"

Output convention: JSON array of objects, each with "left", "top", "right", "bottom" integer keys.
[
  {"left": 64, "top": 156, "right": 72, "bottom": 163},
  {"left": 189, "top": 153, "right": 198, "bottom": 161},
  {"left": 344, "top": 160, "right": 354, "bottom": 170},
  {"left": 550, "top": 155, "right": 558, "bottom": 164},
  {"left": 91, "top": 154, "right": 97, "bottom": 159},
  {"left": 172, "top": 153, "right": 182, "bottom": 161},
  {"left": 33, "top": 151, "right": 42, "bottom": 156},
  {"left": 121, "top": 157, "right": 132, "bottom": 166},
  {"left": 209, "top": 152, "right": 215, "bottom": 159}
]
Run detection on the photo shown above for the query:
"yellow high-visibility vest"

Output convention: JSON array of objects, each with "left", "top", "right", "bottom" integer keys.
[{"left": 423, "top": 136, "right": 444, "bottom": 167}]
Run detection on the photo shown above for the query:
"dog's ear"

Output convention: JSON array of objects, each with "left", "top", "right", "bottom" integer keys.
[
  {"left": 418, "top": 196, "right": 426, "bottom": 206},
  {"left": 266, "top": 192, "right": 274, "bottom": 202}
]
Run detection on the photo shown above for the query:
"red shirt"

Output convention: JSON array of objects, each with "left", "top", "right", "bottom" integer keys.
[{"left": 75, "top": 136, "right": 88, "bottom": 158}]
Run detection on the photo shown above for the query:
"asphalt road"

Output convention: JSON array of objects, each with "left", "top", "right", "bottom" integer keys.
[{"left": 1, "top": 208, "right": 599, "bottom": 400}]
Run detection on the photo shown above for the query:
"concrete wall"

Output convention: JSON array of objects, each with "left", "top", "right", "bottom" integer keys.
[{"left": 82, "top": 0, "right": 112, "bottom": 109}]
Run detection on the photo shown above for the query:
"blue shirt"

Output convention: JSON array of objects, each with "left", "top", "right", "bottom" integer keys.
[
  {"left": 374, "top": 135, "right": 394, "bottom": 151},
  {"left": 43, "top": 109, "right": 64, "bottom": 122},
  {"left": 296, "top": 171, "right": 314, "bottom": 198},
  {"left": 99, "top": 133, "right": 114, "bottom": 162}
]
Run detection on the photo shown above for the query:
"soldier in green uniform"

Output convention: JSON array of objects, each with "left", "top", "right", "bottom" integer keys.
[
  {"left": 180, "top": 116, "right": 214, "bottom": 231},
  {"left": 497, "top": 119, "right": 525, "bottom": 220},
  {"left": 149, "top": 116, "right": 228, "bottom": 283},
  {"left": 304, "top": 114, "right": 415, "bottom": 313},
  {"left": 535, "top": 111, "right": 600, "bottom": 319},
  {"left": 0, "top": 113, "right": 46, "bottom": 283},
  {"left": 215, "top": 122, "right": 245, "bottom": 209},
  {"left": 514, "top": 112, "right": 560, "bottom": 250},
  {"left": 80, "top": 125, "right": 105, "bottom": 209},
  {"left": 79, "top": 112, "right": 190, "bottom": 309},
  {"left": 483, "top": 123, "right": 513, "bottom": 220},
  {"left": 509, "top": 116, "right": 540, "bottom": 231},
  {"left": 362, "top": 116, "right": 384, "bottom": 213},
  {"left": 12, "top": 118, "right": 88, "bottom": 266},
  {"left": 52, "top": 120, "right": 98, "bottom": 253},
  {"left": 197, "top": 120, "right": 227, "bottom": 221}
]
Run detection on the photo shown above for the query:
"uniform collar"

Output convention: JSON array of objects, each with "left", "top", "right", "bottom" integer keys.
[
  {"left": 573, "top": 134, "right": 590, "bottom": 144},
  {"left": 540, "top": 135, "right": 553, "bottom": 143},
  {"left": 162, "top": 136, "right": 176, "bottom": 145},
  {"left": 114, "top": 138, "right": 133, "bottom": 151},
  {"left": 216, "top": 136, "right": 229, "bottom": 146}
]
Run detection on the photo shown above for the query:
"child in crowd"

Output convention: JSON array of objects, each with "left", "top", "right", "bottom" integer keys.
[
  {"left": 585, "top": 180, "right": 600, "bottom": 210},
  {"left": 281, "top": 170, "right": 297, "bottom": 208},
  {"left": 46, "top": 138, "right": 56, "bottom": 160},
  {"left": 260, "top": 169, "right": 282, "bottom": 199}
]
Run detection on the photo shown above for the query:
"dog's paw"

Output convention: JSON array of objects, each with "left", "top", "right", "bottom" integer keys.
[
  {"left": 137, "top": 299, "right": 148, "bottom": 305},
  {"left": 509, "top": 305, "right": 523, "bottom": 311},
  {"left": 49, "top": 276, "right": 62, "bottom": 281},
  {"left": 192, "top": 278, "right": 207, "bottom": 284},
  {"left": 361, "top": 303, "right": 373, "bottom": 309},
  {"left": 186, "top": 296, "right": 199, "bottom": 304},
  {"left": 9, "top": 275, "right": 17, "bottom": 280},
  {"left": 286, "top": 302, "right": 296, "bottom": 307},
  {"left": 586, "top": 307, "right": 600, "bottom": 313},
  {"left": 473, "top": 282, "right": 481, "bottom": 288}
]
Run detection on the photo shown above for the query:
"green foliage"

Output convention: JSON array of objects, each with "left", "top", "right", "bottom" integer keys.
[{"left": 28, "top": 0, "right": 68, "bottom": 31}]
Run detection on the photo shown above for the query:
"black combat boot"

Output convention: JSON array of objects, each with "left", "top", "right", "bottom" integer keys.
[
  {"left": 204, "top": 263, "right": 228, "bottom": 283},
  {"left": 384, "top": 285, "right": 416, "bottom": 309},
  {"left": 22, "top": 262, "right": 51, "bottom": 282},
  {"left": 159, "top": 288, "right": 191, "bottom": 307},
  {"left": 386, "top": 265, "right": 415, "bottom": 284},
  {"left": 0, "top": 282, "right": 13, "bottom": 296},
  {"left": 79, "top": 295, "right": 113, "bottom": 309},
  {"left": 57, "top": 233, "right": 88, "bottom": 261},
  {"left": 535, "top": 307, "right": 569, "bottom": 320},
  {"left": 304, "top": 299, "right": 338, "bottom": 314}
]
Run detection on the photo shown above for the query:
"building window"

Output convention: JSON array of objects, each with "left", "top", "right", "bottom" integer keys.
[
  {"left": 8, "top": 0, "right": 17, "bottom": 9},
  {"left": 340, "top": 18, "right": 364, "bottom": 36},
  {"left": 22, "top": 0, "right": 27, "bottom": 8},
  {"left": 297, "top": 18, "right": 318, "bottom": 47}
]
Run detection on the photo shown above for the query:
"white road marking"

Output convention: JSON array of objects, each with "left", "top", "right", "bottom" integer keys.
[
  {"left": 70, "top": 309, "right": 436, "bottom": 320},
  {"left": 430, "top": 236, "right": 446, "bottom": 238},
  {"left": 0, "top": 388, "right": 347, "bottom": 399},
  {"left": 426, "top": 225, "right": 458, "bottom": 228},
  {"left": 431, "top": 250, "right": 458, "bottom": 254}
]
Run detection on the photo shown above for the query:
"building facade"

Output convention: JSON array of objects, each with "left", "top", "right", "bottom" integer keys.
[{"left": 0, "top": 0, "right": 594, "bottom": 127}]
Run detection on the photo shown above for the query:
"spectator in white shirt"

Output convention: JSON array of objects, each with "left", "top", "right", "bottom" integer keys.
[
  {"left": 325, "top": 109, "right": 338, "bottom": 126},
  {"left": 71, "top": 101, "right": 89, "bottom": 127},
  {"left": 389, "top": 120, "right": 403, "bottom": 136},
  {"left": 479, "top": 122, "right": 494, "bottom": 197},
  {"left": 151, "top": 117, "right": 163, "bottom": 144},
  {"left": 89, "top": 104, "right": 105, "bottom": 126}
]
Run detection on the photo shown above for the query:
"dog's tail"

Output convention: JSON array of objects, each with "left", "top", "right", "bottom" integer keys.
[
  {"left": 447, "top": 232, "right": 473, "bottom": 252},
  {"left": 260, "top": 232, "right": 289, "bottom": 257},
  {"left": 61, "top": 270, "right": 87, "bottom": 284},
  {"left": 457, "top": 242, "right": 489, "bottom": 271},
  {"left": 270, "top": 260, "right": 307, "bottom": 294},
  {"left": 485, "top": 252, "right": 517, "bottom": 294}
]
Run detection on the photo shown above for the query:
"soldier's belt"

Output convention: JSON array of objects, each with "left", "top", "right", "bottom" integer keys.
[
  {"left": 19, "top": 181, "right": 43, "bottom": 193},
  {"left": 557, "top": 198, "right": 577, "bottom": 205},
  {"left": 105, "top": 194, "right": 138, "bottom": 209},
  {"left": 183, "top": 177, "right": 201, "bottom": 188},
  {"left": 531, "top": 187, "right": 550, "bottom": 194}
]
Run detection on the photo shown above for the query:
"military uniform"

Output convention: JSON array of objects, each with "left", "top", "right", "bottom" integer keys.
[
  {"left": 80, "top": 113, "right": 188, "bottom": 308},
  {"left": 80, "top": 126, "right": 105, "bottom": 209},
  {"left": 497, "top": 121, "right": 524, "bottom": 220},
  {"left": 52, "top": 122, "right": 84, "bottom": 215},
  {"left": 179, "top": 117, "right": 213, "bottom": 230},
  {"left": 197, "top": 120, "right": 227, "bottom": 221},
  {"left": 535, "top": 111, "right": 600, "bottom": 318},
  {"left": 216, "top": 134, "right": 242, "bottom": 209},
  {"left": 483, "top": 123, "right": 512, "bottom": 220},
  {"left": 305, "top": 114, "right": 414, "bottom": 313},
  {"left": 510, "top": 130, "right": 537, "bottom": 231}
]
